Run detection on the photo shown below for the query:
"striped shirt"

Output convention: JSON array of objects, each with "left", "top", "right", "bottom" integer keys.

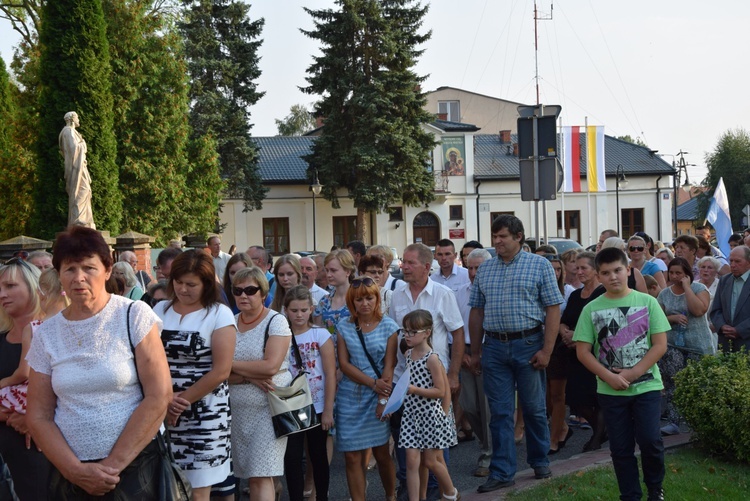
[{"left": 469, "top": 250, "right": 563, "bottom": 332}]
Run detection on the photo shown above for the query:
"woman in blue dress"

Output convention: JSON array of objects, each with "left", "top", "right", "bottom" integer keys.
[{"left": 335, "top": 277, "right": 398, "bottom": 501}]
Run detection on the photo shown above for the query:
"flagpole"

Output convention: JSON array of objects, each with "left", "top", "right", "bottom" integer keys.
[
  {"left": 585, "top": 116, "right": 592, "bottom": 246},
  {"left": 560, "top": 117, "right": 566, "bottom": 238}
]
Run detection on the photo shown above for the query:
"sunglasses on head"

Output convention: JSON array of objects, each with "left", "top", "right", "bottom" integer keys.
[
  {"left": 628, "top": 246, "right": 645, "bottom": 252},
  {"left": 351, "top": 277, "right": 376, "bottom": 288},
  {"left": 4, "top": 257, "right": 33, "bottom": 271},
  {"left": 232, "top": 285, "right": 261, "bottom": 297}
]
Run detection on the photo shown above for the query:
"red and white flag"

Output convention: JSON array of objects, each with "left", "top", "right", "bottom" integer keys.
[{"left": 562, "top": 126, "right": 581, "bottom": 193}]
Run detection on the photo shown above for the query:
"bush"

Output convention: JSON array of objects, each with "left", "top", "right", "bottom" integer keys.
[{"left": 674, "top": 350, "right": 750, "bottom": 462}]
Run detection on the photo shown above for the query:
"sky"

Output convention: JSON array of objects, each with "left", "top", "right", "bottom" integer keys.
[{"left": 2, "top": 0, "right": 749, "bottom": 184}]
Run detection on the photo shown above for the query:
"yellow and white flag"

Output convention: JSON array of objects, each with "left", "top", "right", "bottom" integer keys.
[{"left": 586, "top": 126, "right": 606, "bottom": 192}]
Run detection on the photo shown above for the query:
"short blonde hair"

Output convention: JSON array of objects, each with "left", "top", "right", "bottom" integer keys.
[
  {"left": 366, "top": 245, "right": 394, "bottom": 267},
  {"left": 232, "top": 266, "right": 270, "bottom": 298},
  {"left": 325, "top": 249, "right": 356, "bottom": 282}
]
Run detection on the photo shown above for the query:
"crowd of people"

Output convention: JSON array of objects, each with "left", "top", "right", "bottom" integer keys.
[{"left": 0, "top": 220, "right": 749, "bottom": 501}]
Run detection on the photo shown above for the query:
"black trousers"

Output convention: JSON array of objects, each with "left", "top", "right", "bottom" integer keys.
[{"left": 284, "top": 417, "right": 329, "bottom": 501}]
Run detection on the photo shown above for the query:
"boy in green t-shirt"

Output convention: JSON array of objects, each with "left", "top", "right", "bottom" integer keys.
[{"left": 573, "top": 248, "right": 669, "bottom": 501}]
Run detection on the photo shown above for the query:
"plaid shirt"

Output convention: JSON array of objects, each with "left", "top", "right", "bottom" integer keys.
[{"left": 469, "top": 250, "right": 563, "bottom": 332}]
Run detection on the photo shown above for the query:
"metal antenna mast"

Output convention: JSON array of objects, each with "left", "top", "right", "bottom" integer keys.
[{"left": 534, "top": 1, "right": 553, "bottom": 105}]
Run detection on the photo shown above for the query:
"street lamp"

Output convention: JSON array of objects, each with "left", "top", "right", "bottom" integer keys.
[
  {"left": 615, "top": 164, "right": 629, "bottom": 235},
  {"left": 311, "top": 171, "right": 323, "bottom": 251}
]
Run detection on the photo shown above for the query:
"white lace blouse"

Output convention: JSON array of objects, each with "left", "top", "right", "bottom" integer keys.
[{"left": 27, "top": 295, "right": 161, "bottom": 460}]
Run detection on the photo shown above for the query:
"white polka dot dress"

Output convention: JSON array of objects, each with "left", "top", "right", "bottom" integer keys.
[{"left": 398, "top": 349, "right": 458, "bottom": 450}]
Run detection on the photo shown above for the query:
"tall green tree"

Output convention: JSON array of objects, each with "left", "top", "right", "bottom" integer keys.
[
  {"left": 702, "top": 128, "right": 750, "bottom": 227},
  {"left": 105, "top": 0, "right": 223, "bottom": 244},
  {"left": 32, "top": 0, "right": 121, "bottom": 237},
  {"left": 0, "top": 57, "right": 36, "bottom": 239},
  {"left": 275, "top": 104, "right": 317, "bottom": 136},
  {"left": 302, "top": 0, "right": 436, "bottom": 241},
  {"left": 180, "top": 0, "right": 267, "bottom": 211}
]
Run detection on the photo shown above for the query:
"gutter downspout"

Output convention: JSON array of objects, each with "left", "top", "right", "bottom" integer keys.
[
  {"left": 475, "top": 180, "right": 482, "bottom": 242},
  {"left": 655, "top": 175, "right": 662, "bottom": 241}
]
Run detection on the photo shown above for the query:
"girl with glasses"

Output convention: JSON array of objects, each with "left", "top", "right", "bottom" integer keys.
[
  {"left": 228, "top": 266, "right": 292, "bottom": 501},
  {"left": 399, "top": 309, "right": 458, "bottom": 501}
]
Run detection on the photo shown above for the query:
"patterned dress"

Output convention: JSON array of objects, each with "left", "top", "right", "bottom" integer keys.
[
  {"left": 399, "top": 349, "right": 457, "bottom": 450},
  {"left": 154, "top": 302, "right": 236, "bottom": 488},
  {"left": 230, "top": 312, "right": 292, "bottom": 478}
]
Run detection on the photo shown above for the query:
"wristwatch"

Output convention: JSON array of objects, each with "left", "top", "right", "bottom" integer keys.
[{"left": 378, "top": 398, "right": 388, "bottom": 405}]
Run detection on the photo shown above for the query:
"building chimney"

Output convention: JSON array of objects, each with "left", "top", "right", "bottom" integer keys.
[
  {"left": 512, "top": 143, "right": 519, "bottom": 157},
  {"left": 499, "top": 130, "right": 511, "bottom": 143},
  {"left": 437, "top": 113, "right": 448, "bottom": 121}
]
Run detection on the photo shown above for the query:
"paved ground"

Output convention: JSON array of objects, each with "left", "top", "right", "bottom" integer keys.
[{"left": 261, "top": 423, "right": 692, "bottom": 500}]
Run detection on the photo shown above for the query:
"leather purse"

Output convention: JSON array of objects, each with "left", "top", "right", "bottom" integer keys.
[
  {"left": 126, "top": 303, "right": 193, "bottom": 501},
  {"left": 264, "top": 314, "right": 320, "bottom": 438}
]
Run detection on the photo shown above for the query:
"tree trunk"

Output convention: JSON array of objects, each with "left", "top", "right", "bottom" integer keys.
[{"left": 356, "top": 207, "right": 368, "bottom": 244}]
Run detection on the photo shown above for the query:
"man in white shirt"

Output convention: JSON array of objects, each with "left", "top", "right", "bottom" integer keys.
[
  {"left": 389, "top": 243, "right": 464, "bottom": 499},
  {"left": 208, "top": 235, "right": 231, "bottom": 279},
  {"left": 430, "top": 238, "right": 470, "bottom": 292},
  {"left": 300, "top": 256, "right": 329, "bottom": 304}
]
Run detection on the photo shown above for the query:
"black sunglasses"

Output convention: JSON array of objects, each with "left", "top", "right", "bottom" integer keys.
[
  {"left": 4, "top": 257, "right": 33, "bottom": 271},
  {"left": 628, "top": 246, "right": 645, "bottom": 252},
  {"left": 351, "top": 277, "right": 376, "bottom": 288},
  {"left": 232, "top": 285, "right": 261, "bottom": 297}
]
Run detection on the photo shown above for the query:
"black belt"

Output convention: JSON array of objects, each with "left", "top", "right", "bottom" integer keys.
[{"left": 485, "top": 325, "right": 542, "bottom": 342}]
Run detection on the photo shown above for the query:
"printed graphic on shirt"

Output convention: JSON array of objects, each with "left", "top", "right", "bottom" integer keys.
[{"left": 591, "top": 306, "right": 654, "bottom": 385}]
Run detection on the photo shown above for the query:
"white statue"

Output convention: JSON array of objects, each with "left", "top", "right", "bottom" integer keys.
[{"left": 59, "top": 111, "right": 95, "bottom": 229}]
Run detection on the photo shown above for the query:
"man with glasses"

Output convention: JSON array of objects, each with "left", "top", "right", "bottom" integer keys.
[
  {"left": 141, "top": 247, "right": 182, "bottom": 305},
  {"left": 389, "top": 243, "right": 464, "bottom": 501}
]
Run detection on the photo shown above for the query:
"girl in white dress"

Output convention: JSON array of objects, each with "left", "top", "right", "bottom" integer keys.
[{"left": 399, "top": 310, "right": 458, "bottom": 501}]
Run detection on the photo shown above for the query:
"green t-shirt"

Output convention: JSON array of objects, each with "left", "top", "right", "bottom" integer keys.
[{"left": 573, "top": 290, "right": 670, "bottom": 397}]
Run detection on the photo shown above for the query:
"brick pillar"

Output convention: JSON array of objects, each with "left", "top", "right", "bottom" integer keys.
[{"left": 114, "top": 231, "right": 156, "bottom": 276}]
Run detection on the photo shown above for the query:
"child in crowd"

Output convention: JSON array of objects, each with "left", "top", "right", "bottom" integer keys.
[
  {"left": 643, "top": 274, "right": 662, "bottom": 298},
  {"left": 573, "top": 248, "right": 669, "bottom": 501},
  {"left": 283, "top": 285, "right": 336, "bottom": 501},
  {"left": 399, "top": 309, "right": 458, "bottom": 501},
  {"left": 0, "top": 268, "right": 68, "bottom": 413}
]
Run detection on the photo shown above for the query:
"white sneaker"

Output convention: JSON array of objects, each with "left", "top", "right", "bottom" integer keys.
[{"left": 660, "top": 422, "right": 680, "bottom": 436}]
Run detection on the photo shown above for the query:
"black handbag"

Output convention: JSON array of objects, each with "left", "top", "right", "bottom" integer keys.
[
  {"left": 126, "top": 303, "right": 193, "bottom": 501},
  {"left": 263, "top": 314, "right": 320, "bottom": 438}
]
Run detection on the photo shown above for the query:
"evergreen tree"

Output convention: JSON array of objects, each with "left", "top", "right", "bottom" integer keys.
[
  {"left": 180, "top": 0, "right": 267, "bottom": 211},
  {"left": 0, "top": 58, "right": 36, "bottom": 239},
  {"left": 33, "top": 0, "right": 121, "bottom": 237},
  {"left": 302, "top": 0, "right": 435, "bottom": 241},
  {"left": 105, "top": 0, "right": 223, "bottom": 244},
  {"left": 701, "top": 128, "right": 750, "bottom": 226}
]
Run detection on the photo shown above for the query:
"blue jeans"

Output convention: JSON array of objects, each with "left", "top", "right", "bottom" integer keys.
[
  {"left": 481, "top": 331, "right": 549, "bottom": 482},
  {"left": 599, "top": 390, "right": 664, "bottom": 501}
]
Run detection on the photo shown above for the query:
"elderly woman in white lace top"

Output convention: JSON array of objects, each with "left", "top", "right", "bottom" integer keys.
[{"left": 26, "top": 226, "right": 172, "bottom": 498}]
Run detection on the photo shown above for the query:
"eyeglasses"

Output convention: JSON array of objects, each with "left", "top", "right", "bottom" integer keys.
[
  {"left": 153, "top": 266, "right": 160, "bottom": 272},
  {"left": 232, "top": 285, "right": 261, "bottom": 297},
  {"left": 351, "top": 277, "right": 376, "bottom": 288},
  {"left": 399, "top": 328, "right": 429, "bottom": 338},
  {"left": 628, "top": 246, "right": 645, "bottom": 252},
  {"left": 4, "top": 257, "right": 33, "bottom": 272}
]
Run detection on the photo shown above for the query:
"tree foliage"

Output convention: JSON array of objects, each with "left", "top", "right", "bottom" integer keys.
[
  {"left": 302, "top": 0, "right": 436, "bottom": 241},
  {"left": 616, "top": 134, "right": 647, "bottom": 147},
  {"left": 0, "top": 57, "right": 35, "bottom": 239},
  {"left": 702, "top": 128, "right": 750, "bottom": 228},
  {"left": 275, "top": 104, "right": 316, "bottom": 136},
  {"left": 180, "top": 0, "right": 267, "bottom": 211},
  {"left": 32, "top": 0, "right": 121, "bottom": 237},
  {"left": 105, "top": 0, "right": 222, "bottom": 245}
]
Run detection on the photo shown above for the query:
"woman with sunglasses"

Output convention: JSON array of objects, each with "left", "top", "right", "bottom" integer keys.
[
  {"left": 0, "top": 257, "right": 51, "bottom": 499},
  {"left": 335, "top": 276, "right": 398, "bottom": 501},
  {"left": 228, "top": 266, "right": 292, "bottom": 501},
  {"left": 628, "top": 235, "right": 667, "bottom": 290},
  {"left": 154, "top": 250, "right": 236, "bottom": 501}
]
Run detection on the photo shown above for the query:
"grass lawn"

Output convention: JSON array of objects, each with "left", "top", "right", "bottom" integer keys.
[{"left": 506, "top": 446, "right": 750, "bottom": 500}]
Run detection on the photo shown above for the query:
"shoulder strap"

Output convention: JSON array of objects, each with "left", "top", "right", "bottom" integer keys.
[
  {"left": 262, "top": 312, "right": 279, "bottom": 349},
  {"left": 390, "top": 278, "right": 401, "bottom": 291},
  {"left": 285, "top": 317, "right": 304, "bottom": 371},
  {"left": 125, "top": 302, "right": 142, "bottom": 395},
  {"left": 355, "top": 320, "right": 381, "bottom": 379}
]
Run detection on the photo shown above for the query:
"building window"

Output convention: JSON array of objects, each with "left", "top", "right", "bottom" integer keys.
[
  {"left": 449, "top": 205, "right": 463, "bottom": 220},
  {"left": 556, "top": 210, "right": 581, "bottom": 243},
  {"left": 389, "top": 207, "right": 404, "bottom": 221},
  {"left": 621, "top": 208, "right": 644, "bottom": 239},
  {"left": 438, "top": 100, "right": 460, "bottom": 122},
  {"left": 333, "top": 216, "right": 357, "bottom": 249},
  {"left": 263, "top": 218, "right": 290, "bottom": 255}
]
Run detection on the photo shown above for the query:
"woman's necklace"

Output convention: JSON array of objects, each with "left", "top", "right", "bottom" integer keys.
[{"left": 240, "top": 308, "right": 265, "bottom": 325}]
